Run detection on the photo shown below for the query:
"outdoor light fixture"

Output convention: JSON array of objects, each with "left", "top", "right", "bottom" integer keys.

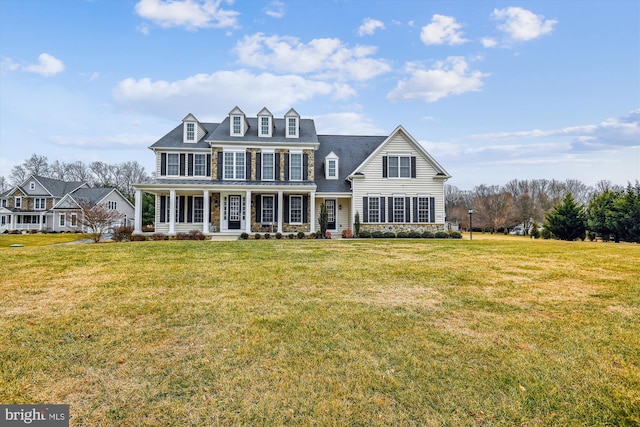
[{"left": 468, "top": 209, "right": 473, "bottom": 240}]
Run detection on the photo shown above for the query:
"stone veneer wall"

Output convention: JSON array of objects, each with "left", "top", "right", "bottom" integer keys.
[
  {"left": 211, "top": 148, "right": 222, "bottom": 180},
  {"left": 249, "top": 194, "right": 310, "bottom": 233},
  {"left": 303, "top": 149, "right": 314, "bottom": 181},
  {"left": 209, "top": 193, "right": 221, "bottom": 231},
  {"left": 361, "top": 223, "right": 445, "bottom": 234}
]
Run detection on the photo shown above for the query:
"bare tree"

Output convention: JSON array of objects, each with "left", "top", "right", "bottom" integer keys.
[
  {"left": 0, "top": 176, "right": 8, "bottom": 193},
  {"left": 116, "top": 161, "right": 151, "bottom": 199},
  {"left": 472, "top": 184, "right": 516, "bottom": 233},
  {"left": 9, "top": 165, "right": 27, "bottom": 186},
  {"left": 78, "top": 202, "right": 124, "bottom": 243},
  {"left": 67, "top": 161, "right": 93, "bottom": 182},
  {"left": 90, "top": 161, "right": 117, "bottom": 187}
]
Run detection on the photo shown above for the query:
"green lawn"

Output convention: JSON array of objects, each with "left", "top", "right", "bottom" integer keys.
[
  {"left": 1, "top": 239, "right": 638, "bottom": 426},
  {"left": 0, "top": 233, "right": 89, "bottom": 247}
]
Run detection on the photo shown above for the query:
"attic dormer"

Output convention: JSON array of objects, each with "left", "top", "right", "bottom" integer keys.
[
  {"left": 229, "top": 106, "right": 248, "bottom": 137},
  {"left": 257, "top": 107, "right": 274, "bottom": 138},
  {"left": 182, "top": 113, "right": 205, "bottom": 143},
  {"left": 325, "top": 151, "right": 339, "bottom": 180},
  {"left": 285, "top": 108, "right": 300, "bottom": 139}
]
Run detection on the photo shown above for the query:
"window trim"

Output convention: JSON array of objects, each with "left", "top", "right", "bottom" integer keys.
[
  {"left": 261, "top": 151, "right": 275, "bottom": 181},
  {"left": 289, "top": 195, "right": 303, "bottom": 224},
  {"left": 231, "top": 115, "right": 243, "bottom": 136},
  {"left": 393, "top": 196, "right": 406, "bottom": 223},
  {"left": 35, "top": 198, "right": 46, "bottom": 210},
  {"left": 15, "top": 197, "right": 22, "bottom": 209},
  {"left": 417, "top": 196, "right": 430, "bottom": 223},
  {"left": 166, "top": 153, "right": 180, "bottom": 176},
  {"left": 30, "top": 181, "right": 36, "bottom": 190},
  {"left": 368, "top": 196, "right": 381, "bottom": 223},
  {"left": 193, "top": 196, "right": 204, "bottom": 223},
  {"left": 289, "top": 152, "right": 303, "bottom": 181},
  {"left": 287, "top": 117, "right": 299, "bottom": 138},
  {"left": 387, "top": 154, "right": 412, "bottom": 179},
  {"left": 194, "top": 153, "right": 207, "bottom": 177},
  {"left": 59, "top": 213, "right": 66, "bottom": 227},
  {"left": 223, "top": 151, "right": 246, "bottom": 181},
  {"left": 259, "top": 116, "right": 272, "bottom": 137},
  {"left": 261, "top": 195, "right": 275, "bottom": 224},
  {"left": 184, "top": 122, "right": 196, "bottom": 142}
]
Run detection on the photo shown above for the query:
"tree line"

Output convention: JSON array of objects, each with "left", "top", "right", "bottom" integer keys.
[
  {"left": 0, "top": 154, "right": 152, "bottom": 201},
  {"left": 447, "top": 178, "right": 640, "bottom": 242}
]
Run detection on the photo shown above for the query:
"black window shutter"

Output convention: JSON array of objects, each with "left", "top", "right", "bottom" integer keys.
[
  {"left": 206, "top": 154, "right": 211, "bottom": 177},
  {"left": 380, "top": 197, "right": 386, "bottom": 222},
  {"left": 284, "top": 196, "right": 289, "bottom": 223},
  {"left": 411, "top": 157, "right": 417, "bottom": 178},
  {"left": 255, "top": 196, "right": 261, "bottom": 222},
  {"left": 178, "top": 196, "right": 185, "bottom": 222},
  {"left": 382, "top": 156, "right": 388, "bottom": 178},
  {"left": 363, "top": 197, "right": 369, "bottom": 222},
  {"left": 160, "top": 196, "right": 166, "bottom": 222},
  {"left": 256, "top": 153, "right": 261, "bottom": 180},
  {"left": 179, "top": 154, "right": 186, "bottom": 176},
  {"left": 246, "top": 152, "right": 252, "bottom": 180},
  {"left": 303, "top": 154, "right": 309, "bottom": 180},
  {"left": 413, "top": 197, "right": 418, "bottom": 223},
  {"left": 405, "top": 197, "right": 411, "bottom": 222},
  {"left": 284, "top": 153, "right": 290, "bottom": 181},
  {"left": 161, "top": 153, "right": 167, "bottom": 176},
  {"left": 274, "top": 195, "right": 278, "bottom": 221},
  {"left": 188, "top": 154, "right": 194, "bottom": 176},
  {"left": 217, "top": 152, "right": 223, "bottom": 180},
  {"left": 187, "top": 196, "right": 193, "bottom": 222},
  {"left": 430, "top": 197, "right": 435, "bottom": 223},
  {"left": 275, "top": 153, "right": 280, "bottom": 181},
  {"left": 303, "top": 195, "right": 308, "bottom": 223},
  {"left": 389, "top": 198, "right": 395, "bottom": 223}
]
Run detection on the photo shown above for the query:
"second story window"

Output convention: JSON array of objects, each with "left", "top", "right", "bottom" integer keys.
[
  {"left": 290, "top": 153, "right": 302, "bottom": 181},
  {"left": 287, "top": 117, "right": 298, "bottom": 137},
  {"left": 262, "top": 152, "right": 274, "bottom": 181},
  {"left": 15, "top": 197, "right": 22, "bottom": 208},
  {"left": 194, "top": 154, "right": 206, "bottom": 176},
  {"left": 30, "top": 182, "right": 36, "bottom": 190},
  {"left": 108, "top": 201, "right": 117, "bottom": 210},
  {"left": 185, "top": 122, "right": 195, "bottom": 142},
  {"left": 167, "top": 153, "right": 179, "bottom": 176},
  {"left": 224, "top": 152, "right": 246, "bottom": 180},
  {"left": 388, "top": 155, "right": 411, "bottom": 178},
  {"left": 35, "top": 198, "right": 46, "bottom": 210}
]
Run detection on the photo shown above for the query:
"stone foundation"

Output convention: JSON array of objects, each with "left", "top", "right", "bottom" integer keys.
[{"left": 361, "top": 223, "right": 445, "bottom": 234}]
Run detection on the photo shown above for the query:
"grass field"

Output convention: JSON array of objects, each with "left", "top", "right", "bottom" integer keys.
[
  {"left": 1, "top": 237, "right": 638, "bottom": 426},
  {"left": 0, "top": 232, "right": 88, "bottom": 247}
]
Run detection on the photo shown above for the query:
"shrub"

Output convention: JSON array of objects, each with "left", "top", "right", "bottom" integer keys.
[
  {"left": 396, "top": 231, "right": 409, "bottom": 238},
  {"left": 342, "top": 228, "right": 353, "bottom": 238},
  {"left": 264, "top": 233, "right": 271, "bottom": 240},
  {"left": 434, "top": 231, "right": 449, "bottom": 239},
  {"left": 150, "top": 233, "right": 167, "bottom": 241},
  {"left": 275, "top": 232, "right": 283, "bottom": 240},
  {"left": 288, "top": 233, "right": 295, "bottom": 240},
  {"left": 113, "top": 226, "right": 133, "bottom": 242},
  {"left": 449, "top": 231, "right": 463, "bottom": 239},
  {"left": 359, "top": 230, "right": 371, "bottom": 238},
  {"left": 176, "top": 232, "right": 189, "bottom": 240},
  {"left": 188, "top": 230, "right": 206, "bottom": 240},
  {"left": 354, "top": 212, "right": 361, "bottom": 237},
  {"left": 530, "top": 222, "right": 541, "bottom": 239},
  {"left": 408, "top": 231, "right": 421, "bottom": 238},
  {"left": 254, "top": 233, "right": 262, "bottom": 240},
  {"left": 384, "top": 231, "right": 396, "bottom": 238},
  {"left": 131, "top": 234, "right": 147, "bottom": 241},
  {"left": 325, "top": 231, "right": 332, "bottom": 239},
  {"left": 372, "top": 231, "right": 384, "bottom": 238},
  {"left": 297, "top": 231, "right": 306, "bottom": 239},
  {"left": 240, "top": 232, "right": 249, "bottom": 240},
  {"left": 422, "top": 231, "right": 435, "bottom": 238},
  {"left": 541, "top": 228, "right": 552, "bottom": 240}
]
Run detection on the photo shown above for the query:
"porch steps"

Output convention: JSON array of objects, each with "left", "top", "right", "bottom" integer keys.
[{"left": 209, "top": 233, "right": 241, "bottom": 241}]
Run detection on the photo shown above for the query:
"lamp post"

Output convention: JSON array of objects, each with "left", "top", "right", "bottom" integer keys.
[{"left": 468, "top": 209, "right": 473, "bottom": 240}]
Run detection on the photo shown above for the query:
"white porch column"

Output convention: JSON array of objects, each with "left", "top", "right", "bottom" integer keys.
[
  {"left": 134, "top": 189, "right": 143, "bottom": 234},
  {"left": 39, "top": 213, "right": 44, "bottom": 231},
  {"left": 310, "top": 191, "right": 316, "bottom": 233},
  {"left": 169, "top": 189, "right": 176, "bottom": 235},
  {"left": 245, "top": 190, "right": 252, "bottom": 233},
  {"left": 203, "top": 190, "right": 210, "bottom": 234},
  {"left": 277, "top": 191, "right": 283, "bottom": 233}
]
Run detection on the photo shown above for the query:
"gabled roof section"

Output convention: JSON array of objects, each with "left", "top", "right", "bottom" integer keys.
[
  {"left": 229, "top": 106, "right": 245, "bottom": 116},
  {"left": 285, "top": 108, "right": 300, "bottom": 118},
  {"left": 207, "top": 117, "right": 318, "bottom": 145},
  {"left": 350, "top": 125, "right": 451, "bottom": 179},
  {"left": 149, "top": 122, "right": 220, "bottom": 150},
  {"left": 20, "top": 174, "right": 88, "bottom": 198},
  {"left": 257, "top": 107, "right": 273, "bottom": 117}
]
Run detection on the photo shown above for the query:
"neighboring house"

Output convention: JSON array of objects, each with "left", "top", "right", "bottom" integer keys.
[
  {"left": 0, "top": 175, "right": 134, "bottom": 233},
  {"left": 132, "top": 107, "right": 451, "bottom": 236}
]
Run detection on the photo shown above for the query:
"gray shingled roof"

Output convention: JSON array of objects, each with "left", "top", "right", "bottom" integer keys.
[
  {"left": 207, "top": 117, "right": 318, "bottom": 144},
  {"left": 149, "top": 123, "right": 220, "bottom": 149},
  {"left": 314, "top": 135, "right": 386, "bottom": 193},
  {"left": 70, "top": 188, "right": 113, "bottom": 205},
  {"left": 31, "top": 175, "right": 87, "bottom": 198}
]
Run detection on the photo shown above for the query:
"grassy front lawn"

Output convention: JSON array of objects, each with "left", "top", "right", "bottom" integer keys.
[
  {"left": 1, "top": 239, "right": 638, "bottom": 426},
  {"left": 0, "top": 233, "right": 89, "bottom": 247}
]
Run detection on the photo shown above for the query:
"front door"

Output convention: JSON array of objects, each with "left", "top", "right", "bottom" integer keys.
[
  {"left": 326, "top": 199, "right": 336, "bottom": 230},
  {"left": 228, "top": 195, "right": 241, "bottom": 230}
]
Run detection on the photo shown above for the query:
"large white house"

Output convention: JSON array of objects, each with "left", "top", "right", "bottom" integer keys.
[
  {"left": 132, "top": 107, "right": 451, "bottom": 236},
  {"left": 0, "top": 175, "right": 134, "bottom": 233}
]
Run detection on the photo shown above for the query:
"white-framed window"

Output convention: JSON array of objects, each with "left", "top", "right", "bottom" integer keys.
[
  {"left": 388, "top": 155, "right": 411, "bottom": 178},
  {"left": 290, "top": 153, "right": 302, "bottom": 181},
  {"left": 417, "top": 197, "right": 430, "bottom": 223},
  {"left": 259, "top": 116, "right": 272, "bottom": 137},
  {"left": 194, "top": 154, "right": 207, "bottom": 176},
  {"left": 30, "top": 181, "right": 35, "bottom": 190},
  {"left": 59, "top": 213, "right": 66, "bottom": 227},
  {"left": 287, "top": 117, "right": 298, "bottom": 137},
  {"left": 70, "top": 213, "right": 77, "bottom": 227},
  {"left": 185, "top": 122, "right": 195, "bottom": 142},
  {"left": 328, "top": 160, "right": 337, "bottom": 178},
  {"left": 15, "top": 197, "right": 22, "bottom": 208},
  {"left": 290, "top": 195, "right": 302, "bottom": 224},
  {"left": 368, "top": 196, "right": 380, "bottom": 223},
  {"left": 1, "top": 199, "right": 6, "bottom": 207},
  {"left": 108, "top": 201, "right": 117, "bottom": 210},
  {"left": 393, "top": 197, "right": 405, "bottom": 223},
  {"left": 232, "top": 116, "right": 242, "bottom": 135},
  {"left": 224, "top": 151, "right": 246, "bottom": 180},
  {"left": 193, "top": 196, "right": 204, "bottom": 223},
  {"left": 262, "top": 195, "right": 275, "bottom": 223},
  {"left": 35, "top": 198, "right": 46, "bottom": 210},
  {"left": 1, "top": 216, "right": 5, "bottom": 226},
  {"left": 167, "top": 153, "right": 180, "bottom": 176},
  {"left": 261, "top": 152, "right": 275, "bottom": 181}
]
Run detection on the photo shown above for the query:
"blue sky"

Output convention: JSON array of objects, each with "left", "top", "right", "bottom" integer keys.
[{"left": 1, "top": 0, "right": 638, "bottom": 189}]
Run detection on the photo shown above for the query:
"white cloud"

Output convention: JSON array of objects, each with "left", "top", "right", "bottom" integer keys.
[
  {"left": 481, "top": 37, "right": 497, "bottom": 48},
  {"left": 1, "top": 57, "right": 20, "bottom": 73},
  {"left": 358, "top": 18, "right": 385, "bottom": 36},
  {"left": 492, "top": 7, "right": 557, "bottom": 42},
  {"left": 234, "top": 33, "right": 391, "bottom": 81},
  {"left": 264, "top": 0, "right": 285, "bottom": 18},
  {"left": 420, "top": 15, "right": 468, "bottom": 46},
  {"left": 387, "top": 57, "right": 489, "bottom": 102},
  {"left": 134, "top": 0, "right": 239, "bottom": 31},
  {"left": 23, "top": 53, "right": 65, "bottom": 76},
  {"left": 312, "top": 112, "right": 383, "bottom": 135},
  {"left": 112, "top": 70, "right": 347, "bottom": 119}
]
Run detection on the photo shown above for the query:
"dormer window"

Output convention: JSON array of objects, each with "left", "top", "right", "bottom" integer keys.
[
  {"left": 257, "top": 107, "right": 273, "bottom": 137},
  {"left": 232, "top": 116, "right": 242, "bottom": 135},
  {"left": 285, "top": 108, "right": 300, "bottom": 138},
  {"left": 325, "top": 152, "right": 339, "bottom": 180},
  {"left": 229, "top": 106, "right": 247, "bottom": 137},
  {"left": 182, "top": 113, "right": 202, "bottom": 143},
  {"left": 185, "top": 122, "right": 195, "bottom": 142}
]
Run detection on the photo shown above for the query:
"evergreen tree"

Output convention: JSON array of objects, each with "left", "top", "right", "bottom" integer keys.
[
  {"left": 613, "top": 183, "right": 640, "bottom": 243},
  {"left": 319, "top": 202, "right": 328, "bottom": 238},
  {"left": 587, "top": 190, "right": 619, "bottom": 241},
  {"left": 544, "top": 193, "right": 586, "bottom": 241}
]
